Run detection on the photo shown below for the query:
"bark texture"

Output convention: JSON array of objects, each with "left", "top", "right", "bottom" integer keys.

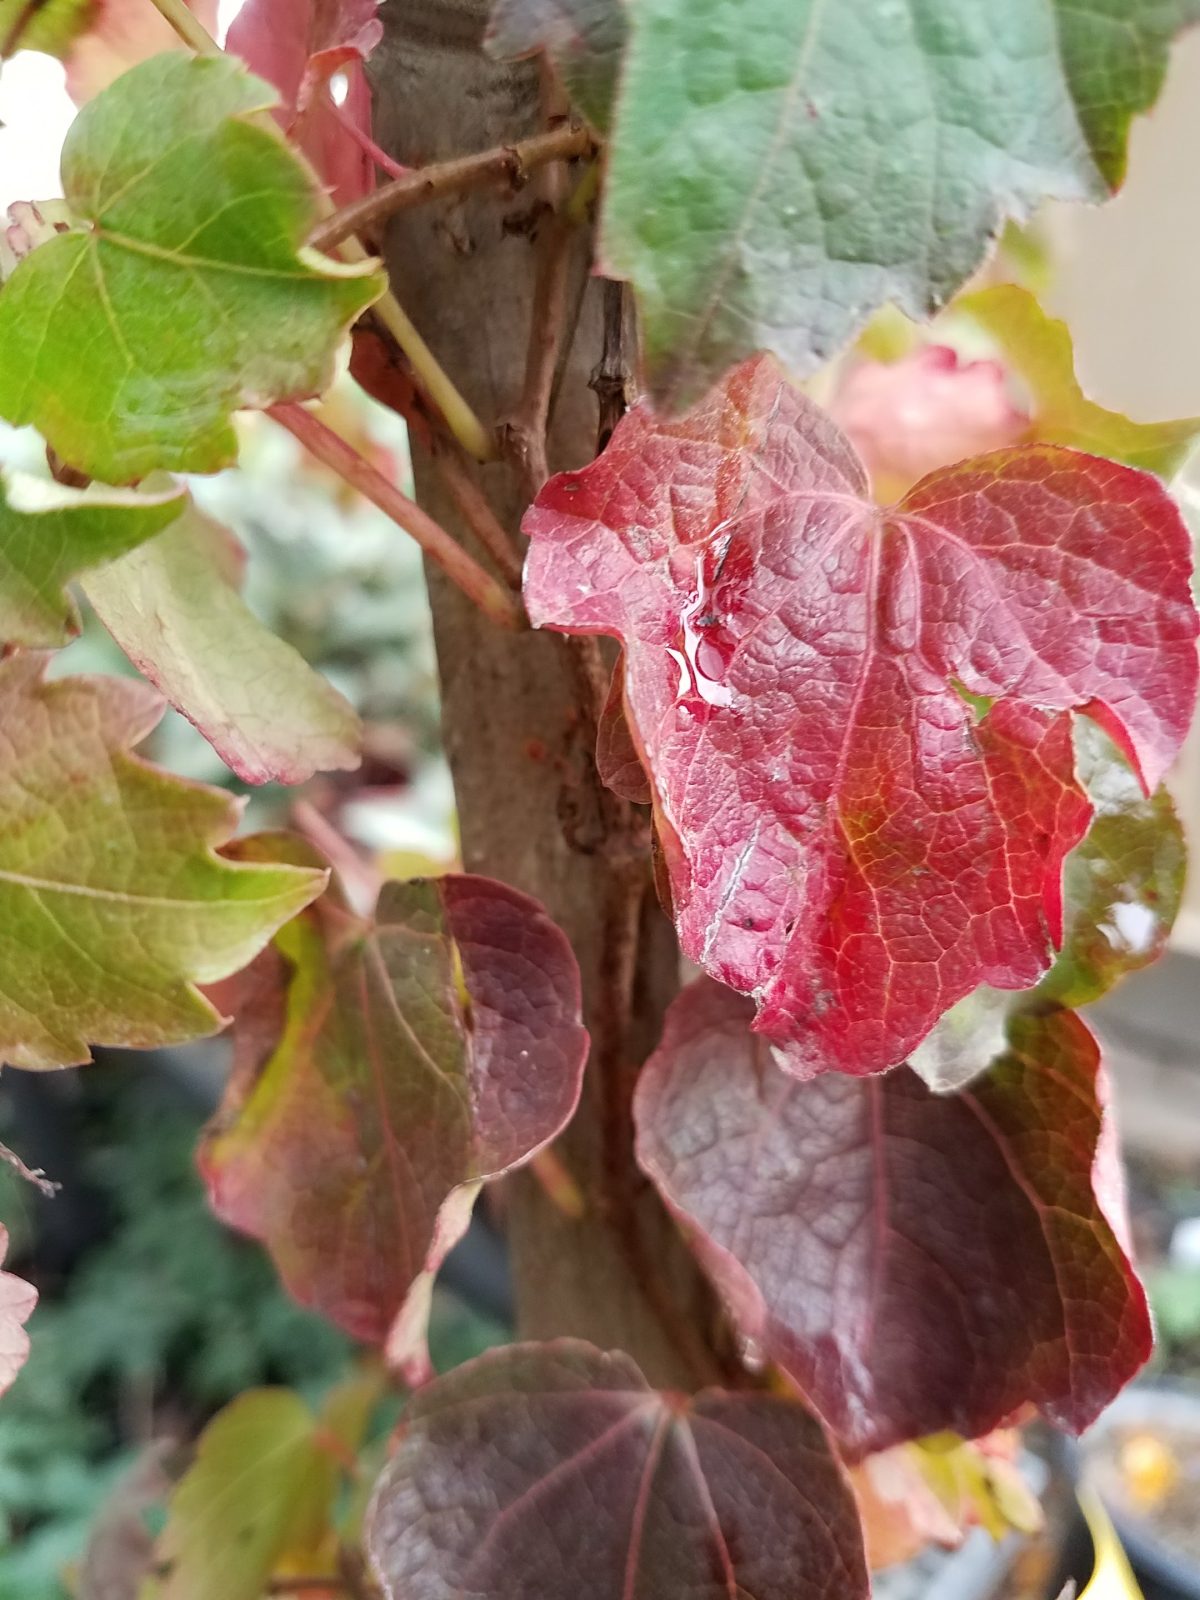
[{"left": 370, "top": 0, "right": 724, "bottom": 1388}]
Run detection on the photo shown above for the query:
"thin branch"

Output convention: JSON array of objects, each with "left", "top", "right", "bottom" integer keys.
[
  {"left": 310, "top": 124, "right": 595, "bottom": 254},
  {"left": 591, "top": 279, "right": 630, "bottom": 455},
  {"left": 430, "top": 438, "right": 525, "bottom": 587},
  {"left": 270, "top": 403, "right": 526, "bottom": 631},
  {"left": 0, "top": 1138, "right": 59, "bottom": 1196},
  {"left": 145, "top": 0, "right": 220, "bottom": 53}
]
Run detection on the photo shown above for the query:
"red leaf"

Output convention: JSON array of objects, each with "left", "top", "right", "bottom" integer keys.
[
  {"left": 227, "top": 0, "right": 383, "bottom": 206},
  {"left": 200, "top": 873, "right": 587, "bottom": 1365},
  {"left": 0, "top": 1226, "right": 36, "bottom": 1400},
  {"left": 524, "top": 355, "right": 1198, "bottom": 1077},
  {"left": 596, "top": 654, "right": 651, "bottom": 805},
  {"left": 634, "top": 979, "right": 1152, "bottom": 1456},
  {"left": 366, "top": 1340, "right": 869, "bottom": 1600}
]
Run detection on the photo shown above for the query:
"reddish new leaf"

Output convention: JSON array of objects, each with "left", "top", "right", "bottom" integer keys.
[
  {"left": 0, "top": 1225, "right": 36, "bottom": 1400},
  {"left": 227, "top": 0, "right": 382, "bottom": 205},
  {"left": 524, "top": 355, "right": 1198, "bottom": 1077},
  {"left": 634, "top": 979, "right": 1151, "bottom": 1456},
  {"left": 366, "top": 1340, "right": 868, "bottom": 1600},
  {"left": 201, "top": 873, "right": 587, "bottom": 1360}
]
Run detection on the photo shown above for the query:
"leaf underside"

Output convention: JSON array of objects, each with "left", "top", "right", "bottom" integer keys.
[
  {"left": 484, "top": 0, "right": 626, "bottom": 131},
  {"left": 0, "top": 1226, "right": 37, "bottom": 1400}
]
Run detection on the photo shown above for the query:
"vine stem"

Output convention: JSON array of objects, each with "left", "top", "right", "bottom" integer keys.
[
  {"left": 146, "top": 0, "right": 219, "bottom": 52},
  {"left": 143, "top": 0, "right": 497, "bottom": 464},
  {"left": 270, "top": 403, "right": 527, "bottom": 631},
  {"left": 310, "top": 123, "right": 595, "bottom": 253}
]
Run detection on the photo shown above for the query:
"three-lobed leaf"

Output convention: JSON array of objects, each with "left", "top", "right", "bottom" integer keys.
[
  {"left": 602, "top": 0, "right": 1200, "bottom": 408},
  {"left": 0, "top": 655, "right": 327, "bottom": 1070},
  {"left": 84, "top": 491, "right": 362, "bottom": 785},
  {"left": 635, "top": 979, "right": 1152, "bottom": 1456},
  {"left": 0, "top": 1225, "right": 36, "bottom": 1401},
  {"left": 0, "top": 472, "right": 185, "bottom": 647},
  {"left": 366, "top": 1340, "right": 869, "bottom": 1600},
  {"left": 485, "top": 0, "right": 625, "bottom": 131},
  {"left": 200, "top": 872, "right": 587, "bottom": 1364},
  {"left": 0, "top": 52, "right": 383, "bottom": 482},
  {"left": 523, "top": 355, "right": 1198, "bottom": 1078}
]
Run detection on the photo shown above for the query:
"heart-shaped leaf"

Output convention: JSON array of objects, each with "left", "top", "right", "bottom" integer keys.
[
  {"left": 0, "top": 1225, "right": 36, "bottom": 1400},
  {"left": 0, "top": 656, "right": 327, "bottom": 1070},
  {"left": 485, "top": 0, "right": 625, "bottom": 131},
  {"left": 366, "top": 1340, "right": 869, "bottom": 1600},
  {"left": 0, "top": 52, "right": 383, "bottom": 483},
  {"left": 601, "top": 0, "right": 1200, "bottom": 409},
  {"left": 634, "top": 979, "right": 1152, "bottom": 1456},
  {"left": 200, "top": 874, "right": 587, "bottom": 1365},
  {"left": 523, "top": 356, "right": 1198, "bottom": 1077},
  {"left": 0, "top": 471, "right": 185, "bottom": 647},
  {"left": 84, "top": 492, "right": 362, "bottom": 785}
]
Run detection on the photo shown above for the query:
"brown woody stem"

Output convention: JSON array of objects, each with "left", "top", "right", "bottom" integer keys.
[
  {"left": 309, "top": 124, "right": 595, "bottom": 254},
  {"left": 269, "top": 403, "right": 526, "bottom": 630},
  {"left": 431, "top": 439, "right": 525, "bottom": 586}
]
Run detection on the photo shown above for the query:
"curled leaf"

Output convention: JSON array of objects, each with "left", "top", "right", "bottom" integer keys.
[
  {"left": 201, "top": 874, "right": 588, "bottom": 1361},
  {"left": 84, "top": 492, "right": 362, "bottom": 785},
  {"left": 0, "top": 53, "right": 383, "bottom": 482},
  {"left": 634, "top": 979, "right": 1152, "bottom": 1456},
  {"left": 0, "top": 655, "right": 327, "bottom": 1070},
  {"left": 524, "top": 356, "right": 1198, "bottom": 1077},
  {"left": 367, "top": 1340, "right": 868, "bottom": 1600}
]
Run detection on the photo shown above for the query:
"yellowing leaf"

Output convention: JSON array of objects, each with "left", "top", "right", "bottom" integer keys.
[
  {"left": 960, "top": 285, "right": 1200, "bottom": 478},
  {"left": 0, "top": 656, "right": 326, "bottom": 1069},
  {"left": 0, "top": 471, "right": 185, "bottom": 647},
  {"left": 84, "top": 492, "right": 362, "bottom": 785},
  {"left": 0, "top": 52, "right": 383, "bottom": 482},
  {"left": 159, "top": 1389, "right": 343, "bottom": 1600}
]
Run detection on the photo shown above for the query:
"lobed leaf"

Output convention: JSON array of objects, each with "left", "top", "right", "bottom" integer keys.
[
  {"left": 524, "top": 356, "right": 1198, "bottom": 1078},
  {"left": 485, "top": 0, "right": 625, "bottom": 131},
  {"left": 634, "top": 979, "right": 1152, "bottom": 1456},
  {"left": 159, "top": 1388, "right": 344, "bottom": 1600},
  {"left": 961, "top": 284, "right": 1200, "bottom": 478},
  {"left": 84, "top": 491, "right": 362, "bottom": 785},
  {"left": 0, "top": 1225, "right": 36, "bottom": 1400},
  {"left": 200, "top": 873, "right": 587, "bottom": 1361},
  {"left": 228, "top": 0, "right": 383, "bottom": 206},
  {"left": 366, "top": 1340, "right": 868, "bottom": 1600},
  {"left": 0, "top": 471, "right": 184, "bottom": 647},
  {"left": 0, "top": 52, "right": 383, "bottom": 482},
  {"left": 0, "top": 655, "right": 327, "bottom": 1070},
  {"left": 601, "top": 0, "right": 1200, "bottom": 409}
]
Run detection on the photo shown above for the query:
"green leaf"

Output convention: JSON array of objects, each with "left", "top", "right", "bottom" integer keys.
[
  {"left": 0, "top": 655, "right": 326, "bottom": 1070},
  {"left": 0, "top": 52, "right": 383, "bottom": 482},
  {"left": 0, "top": 0, "right": 94, "bottom": 59},
  {"left": 1037, "top": 721, "right": 1186, "bottom": 1008},
  {"left": 602, "top": 0, "right": 1200, "bottom": 409},
  {"left": 84, "top": 491, "right": 362, "bottom": 785},
  {"left": 158, "top": 1389, "right": 341, "bottom": 1600},
  {"left": 0, "top": 472, "right": 184, "bottom": 646},
  {"left": 960, "top": 284, "right": 1200, "bottom": 477}
]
